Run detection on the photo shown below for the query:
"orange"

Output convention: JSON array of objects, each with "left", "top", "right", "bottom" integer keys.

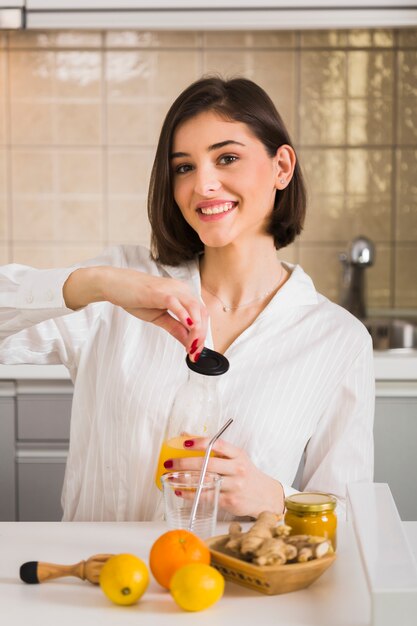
[
  {"left": 170, "top": 563, "right": 225, "bottom": 612},
  {"left": 149, "top": 529, "right": 210, "bottom": 589},
  {"left": 99, "top": 553, "right": 149, "bottom": 606}
]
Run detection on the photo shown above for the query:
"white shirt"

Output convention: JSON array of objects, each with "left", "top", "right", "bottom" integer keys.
[{"left": 0, "top": 246, "right": 375, "bottom": 521}]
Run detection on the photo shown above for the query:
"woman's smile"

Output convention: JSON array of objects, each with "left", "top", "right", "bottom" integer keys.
[{"left": 196, "top": 200, "right": 238, "bottom": 221}]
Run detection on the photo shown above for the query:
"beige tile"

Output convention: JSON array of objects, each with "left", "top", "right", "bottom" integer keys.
[
  {"left": 398, "top": 51, "right": 417, "bottom": 98},
  {"left": 12, "top": 196, "right": 55, "bottom": 242},
  {"left": 298, "top": 245, "right": 341, "bottom": 302},
  {"left": 348, "top": 51, "right": 393, "bottom": 99},
  {"left": 396, "top": 149, "right": 417, "bottom": 242},
  {"left": 300, "top": 51, "right": 346, "bottom": 100},
  {"left": 57, "top": 198, "right": 104, "bottom": 243},
  {"left": 366, "top": 244, "right": 391, "bottom": 309},
  {"left": 11, "top": 244, "right": 103, "bottom": 268},
  {"left": 203, "top": 31, "right": 295, "bottom": 48},
  {"left": 299, "top": 99, "right": 345, "bottom": 146},
  {"left": 11, "top": 150, "right": 54, "bottom": 194},
  {"left": 108, "top": 196, "right": 150, "bottom": 247},
  {"left": 57, "top": 150, "right": 102, "bottom": 194},
  {"left": 278, "top": 242, "right": 298, "bottom": 265},
  {"left": 300, "top": 193, "right": 392, "bottom": 244},
  {"left": 107, "top": 149, "right": 153, "bottom": 195},
  {"left": 56, "top": 102, "right": 101, "bottom": 145},
  {"left": 203, "top": 50, "right": 296, "bottom": 137},
  {"left": 300, "top": 148, "right": 346, "bottom": 196},
  {"left": 347, "top": 30, "right": 394, "bottom": 48},
  {"left": 9, "top": 51, "right": 55, "bottom": 98},
  {"left": 107, "top": 101, "right": 154, "bottom": 145},
  {"left": 395, "top": 247, "right": 417, "bottom": 308},
  {"left": 0, "top": 245, "right": 8, "bottom": 264},
  {"left": 346, "top": 149, "right": 392, "bottom": 196},
  {"left": 0, "top": 34, "right": 6, "bottom": 49},
  {"left": 54, "top": 51, "right": 101, "bottom": 98},
  {"left": 0, "top": 51, "right": 6, "bottom": 145},
  {"left": 299, "top": 243, "right": 391, "bottom": 308},
  {"left": 106, "top": 50, "right": 199, "bottom": 100},
  {"left": 9, "top": 31, "right": 102, "bottom": 49},
  {"left": 347, "top": 99, "right": 393, "bottom": 146},
  {"left": 105, "top": 31, "right": 200, "bottom": 48},
  {"left": 0, "top": 152, "right": 8, "bottom": 239},
  {"left": 10, "top": 102, "right": 55, "bottom": 145},
  {"left": 397, "top": 98, "right": 417, "bottom": 145},
  {"left": 398, "top": 28, "right": 417, "bottom": 48},
  {"left": 300, "top": 30, "right": 348, "bottom": 48}
]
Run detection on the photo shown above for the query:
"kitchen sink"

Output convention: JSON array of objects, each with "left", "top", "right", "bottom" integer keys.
[{"left": 363, "top": 317, "right": 417, "bottom": 352}]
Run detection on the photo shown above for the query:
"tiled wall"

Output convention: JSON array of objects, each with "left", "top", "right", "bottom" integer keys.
[{"left": 0, "top": 28, "right": 416, "bottom": 310}]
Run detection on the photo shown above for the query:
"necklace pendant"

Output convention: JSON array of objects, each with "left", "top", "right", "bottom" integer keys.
[{"left": 223, "top": 306, "right": 230, "bottom": 312}]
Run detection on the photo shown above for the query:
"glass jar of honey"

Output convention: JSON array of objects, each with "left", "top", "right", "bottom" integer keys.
[{"left": 284, "top": 492, "right": 337, "bottom": 550}]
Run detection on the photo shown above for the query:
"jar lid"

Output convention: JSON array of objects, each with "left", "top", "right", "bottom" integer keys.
[
  {"left": 186, "top": 347, "right": 229, "bottom": 376},
  {"left": 284, "top": 492, "right": 337, "bottom": 513}
]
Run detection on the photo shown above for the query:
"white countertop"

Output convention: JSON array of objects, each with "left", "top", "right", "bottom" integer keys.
[
  {"left": 0, "top": 520, "right": 415, "bottom": 626},
  {"left": 0, "top": 351, "right": 416, "bottom": 382}
]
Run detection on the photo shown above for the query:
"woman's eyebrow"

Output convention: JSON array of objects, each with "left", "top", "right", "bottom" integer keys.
[{"left": 170, "top": 139, "right": 245, "bottom": 160}]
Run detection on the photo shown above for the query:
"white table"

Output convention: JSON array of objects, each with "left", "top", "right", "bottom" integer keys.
[{"left": 0, "top": 520, "right": 416, "bottom": 626}]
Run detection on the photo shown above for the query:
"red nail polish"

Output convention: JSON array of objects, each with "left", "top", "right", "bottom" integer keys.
[
  {"left": 186, "top": 317, "right": 193, "bottom": 327},
  {"left": 174, "top": 490, "right": 182, "bottom": 497},
  {"left": 164, "top": 459, "right": 173, "bottom": 469},
  {"left": 194, "top": 351, "right": 201, "bottom": 362},
  {"left": 184, "top": 440, "right": 194, "bottom": 448},
  {"left": 190, "top": 339, "right": 198, "bottom": 354}
]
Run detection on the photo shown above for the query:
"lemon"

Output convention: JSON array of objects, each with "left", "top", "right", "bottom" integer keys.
[
  {"left": 169, "top": 563, "right": 225, "bottom": 612},
  {"left": 99, "top": 553, "right": 149, "bottom": 606}
]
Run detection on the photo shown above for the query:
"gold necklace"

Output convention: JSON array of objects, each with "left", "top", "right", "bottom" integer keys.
[{"left": 202, "top": 269, "right": 284, "bottom": 313}]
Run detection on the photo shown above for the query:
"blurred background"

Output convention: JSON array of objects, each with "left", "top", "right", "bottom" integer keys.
[{"left": 0, "top": 27, "right": 416, "bottom": 311}]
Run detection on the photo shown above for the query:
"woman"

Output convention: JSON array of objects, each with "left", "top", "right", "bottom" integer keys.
[{"left": 0, "top": 77, "right": 374, "bottom": 521}]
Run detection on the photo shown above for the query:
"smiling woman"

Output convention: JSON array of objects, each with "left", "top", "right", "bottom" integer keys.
[{"left": 0, "top": 76, "right": 374, "bottom": 523}]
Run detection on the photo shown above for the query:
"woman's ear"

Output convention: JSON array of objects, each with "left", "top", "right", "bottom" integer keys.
[{"left": 273, "top": 144, "right": 296, "bottom": 190}]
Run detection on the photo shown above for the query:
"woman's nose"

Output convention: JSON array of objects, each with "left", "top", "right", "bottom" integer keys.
[{"left": 194, "top": 167, "right": 221, "bottom": 196}]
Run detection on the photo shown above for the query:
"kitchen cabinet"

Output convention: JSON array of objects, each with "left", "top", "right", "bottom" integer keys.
[
  {"left": 0, "top": 380, "right": 73, "bottom": 522},
  {"left": 374, "top": 382, "right": 417, "bottom": 521}
]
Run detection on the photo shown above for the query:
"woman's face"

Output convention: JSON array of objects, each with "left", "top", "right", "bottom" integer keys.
[{"left": 170, "top": 110, "right": 284, "bottom": 250}]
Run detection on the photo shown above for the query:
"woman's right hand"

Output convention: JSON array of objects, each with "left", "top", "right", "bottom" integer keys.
[{"left": 63, "top": 266, "right": 207, "bottom": 359}]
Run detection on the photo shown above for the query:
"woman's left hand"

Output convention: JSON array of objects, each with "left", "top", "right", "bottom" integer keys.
[{"left": 163, "top": 437, "right": 285, "bottom": 518}]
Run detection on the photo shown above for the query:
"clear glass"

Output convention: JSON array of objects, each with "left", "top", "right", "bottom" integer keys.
[
  {"left": 161, "top": 471, "right": 222, "bottom": 539},
  {"left": 155, "top": 370, "right": 222, "bottom": 489}
]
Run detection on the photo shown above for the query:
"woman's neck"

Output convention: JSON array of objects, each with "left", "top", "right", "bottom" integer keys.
[{"left": 199, "top": 239, "right": 284, "bottom": 308}]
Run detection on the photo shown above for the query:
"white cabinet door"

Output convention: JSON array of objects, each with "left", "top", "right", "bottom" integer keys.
[{"left": 374, "top": 385, "right": 417, "bottom": 521}]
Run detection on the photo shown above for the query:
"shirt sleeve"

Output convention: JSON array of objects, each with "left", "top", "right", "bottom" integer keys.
[
  {"left": 281, "top": 336, "right": 375, "bottom": 519},
  {"left": 0, "top": 247, "right": 125, "bottom": 369}
]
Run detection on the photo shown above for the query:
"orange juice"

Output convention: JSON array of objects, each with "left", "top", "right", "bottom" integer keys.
[{"left": 155, "top": 435, "right": 207, "bottom": 489}]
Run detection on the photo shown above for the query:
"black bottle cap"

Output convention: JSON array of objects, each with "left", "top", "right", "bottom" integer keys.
[{"left": 186, "top": 347, "right": 229, "bottom": 376}]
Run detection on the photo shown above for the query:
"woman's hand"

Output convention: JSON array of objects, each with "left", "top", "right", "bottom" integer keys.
[
  {"left": 63, "top": 266, "right": 208, "bottom": 358},
  {"left": 163, "top": 437, "right": 285, "bottom": 518}
]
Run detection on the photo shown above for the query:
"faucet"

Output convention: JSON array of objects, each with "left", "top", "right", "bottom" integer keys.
[{"left": 339, "top": 236, "right": 375, "bottom": 319}]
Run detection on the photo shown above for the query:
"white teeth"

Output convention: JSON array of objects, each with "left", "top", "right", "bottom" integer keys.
[{"left": 199, "top": 202, "right": 235, "bottom": 215}]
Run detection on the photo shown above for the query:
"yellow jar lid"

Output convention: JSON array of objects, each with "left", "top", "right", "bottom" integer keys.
[{"left": 285, "top": 492, "right": 337, "bottom": 513}]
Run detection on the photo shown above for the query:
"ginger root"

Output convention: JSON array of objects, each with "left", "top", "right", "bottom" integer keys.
[{"left": 223, "top": 512, "right": 331, "bottom": 566}]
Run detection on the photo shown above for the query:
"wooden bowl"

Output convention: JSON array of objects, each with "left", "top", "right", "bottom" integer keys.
[{"left": 206, "top": 535, "right": 336, "bottom": 596}]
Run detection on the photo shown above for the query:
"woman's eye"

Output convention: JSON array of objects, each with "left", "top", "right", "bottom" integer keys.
[
  {"left": 219, "top": 155, "right": 238, "bottom": 165},
  {"left": 175, "top": 163, "right": 193, "bottom": 175}
]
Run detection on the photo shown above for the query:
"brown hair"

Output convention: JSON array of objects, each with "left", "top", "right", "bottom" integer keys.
[{"left": 148, "top": 76, "right": 306, "bottom": 265}]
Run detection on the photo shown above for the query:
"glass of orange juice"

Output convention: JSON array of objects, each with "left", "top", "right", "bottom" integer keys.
[{"left": 155, "top": 349, "right": 230, "bottom": 490}]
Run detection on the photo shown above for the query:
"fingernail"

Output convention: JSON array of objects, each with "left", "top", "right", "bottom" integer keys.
[
  {"left": 186, "top": 318, "right": 193, "bottom": 327},
  {"left": 174, "top": 490, "right": 182, "bottom": 497},
  {"left": 190, "top": 339, "right": 199, "bottom": 355},
  {"left": 194, "top": 351, "right": 201, "bottom": 362},
  {"left": 184, "top": 439, "right": 194, "bottom": 448},
  {"left": 164, "top": 460, "right": 173, "bottom": 469}
]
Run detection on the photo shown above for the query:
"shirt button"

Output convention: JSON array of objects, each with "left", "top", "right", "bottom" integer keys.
[{"left": 26, "top": 293, "right": 34, "bottom": 304}]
